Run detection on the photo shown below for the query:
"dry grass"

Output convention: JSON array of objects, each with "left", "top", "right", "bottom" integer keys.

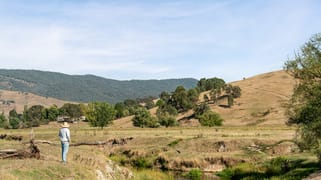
[
  {"left": 198, "top": 70, "right": 296, "bottom": 126},
  {"left": 0, "top": 122, "right": 302, "bottom": 179}
]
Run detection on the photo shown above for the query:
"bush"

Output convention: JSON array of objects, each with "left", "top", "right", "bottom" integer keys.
[
  {"left": 132, "top": 108, "right": 159, "bottom": 128},
  {"left": 194, "top": 103, "right": 210, "bottom": 118},
  {"left": 158, "top": 115, "right": 178, "bottom": 127},
  {"left": 198, "top": 111, "right": 223, "bottom": 127},
  {"left": 9, "top": 117, "right": 20, "bottom": 129}
]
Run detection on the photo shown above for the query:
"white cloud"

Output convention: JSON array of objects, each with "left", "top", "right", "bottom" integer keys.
[{"left": 0, "top": 0, "right": 320, "bottom": 80}]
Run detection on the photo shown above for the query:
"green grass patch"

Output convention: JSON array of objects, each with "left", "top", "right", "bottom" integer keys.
[{"left": 216, "top": 157, "right": 321, "bottom": 180}]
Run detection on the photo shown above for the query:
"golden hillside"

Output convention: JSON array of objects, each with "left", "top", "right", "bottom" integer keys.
[
  {"left": 212, "top": 70, "right": 296, "bottom": 126},
  {"left": 0, "top": 90, "right": 72, "bottom": 115},
  {"left": 114, "top": 70, "right": 297, "bottom": 128}
]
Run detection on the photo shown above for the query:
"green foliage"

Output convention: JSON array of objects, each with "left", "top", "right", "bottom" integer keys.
[
  {"left": 114, "top": 102, "right": 126, "bottom": 118},
  {"left": 0, "top": 69, "right": 198, "bottom": 103},
  {"left": 197, "top": 77, "right": 225, "bottom": 92},
  {"left": 123, "top": 99, "right": 142, "bottom": 115},
  {"left": 44, "top": 105, "right": 60, "bottom": 121},
  {"left": 24, "top": 105, "right": 45, "bottom": 127},
  {"left": 284, "top": 33, "right": 321, "bottom": 155},
  {"left": 155, "top": 99, "right": 165, "bottom": 107},
  {"left": 227, "top": 95, "right": 234, "bottom": 107},
  {"left": 86, "top": 102, "right": 115, "bottom": 129},
  {"left": 158, "top": 114, "right": 178, "bottom": 127},
  {"left": 159, "top": 91, "right": 171, "bottom": 103},
  {"left": 9, "top": 117, "right": 20, "bottom": 129},
  {"left": 156, "top": 104, "right": 178, "bottom": 117},
  {"left": 198, "top": 111, "right": 223, "bottom": 127},
  {"left": 136, "top": 96, "right": 156, "bottom": 109},
  {"left": 183, "top": 169, "right": 202, "bottom": 180},
  {"left": 231, "top": 86, "right": 242, "bottom": 98},
  {"left": 194, "top": 103, "right": 210, "bottom": 118},
  {"left": 9, "top": 109, "right": 18, "bottom": 118},
  {"left": 60, "top": 103, "right": 82, "bottom": 119},
  {"left": 171, "top": 86, "right": 195, "bottom": 112},
  {"left": 216, "top": 157, "right": 320, "bottom": 180},
  {"left": 0, "top": 112, "right": 7, "bottom": 128},
  {"left": 187, "top": 88, "right": 200, "bottom": 103},
  {"left": 132, "top": 108, "right": 159, "bottom": 128}
]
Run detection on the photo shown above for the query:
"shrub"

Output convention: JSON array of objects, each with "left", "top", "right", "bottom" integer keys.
[
  {"left": 198, "top": 111, "right": 223, "bottom": 127},
  {"left": 194, "top": 103, "right": 210, "bottom": 118},
  {"left": 9, "top": 117, "right": 20, "bottom": 129},
  {"left": 158, "top": 115, "right": 178, "bottom": 127},
  {"left": 132, "top": 108, "right": 159, "bottom": 128}
]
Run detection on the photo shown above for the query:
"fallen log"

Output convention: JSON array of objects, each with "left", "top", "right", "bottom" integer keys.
[
  {"left": 71, "top": 137, "right": 134, "bottom": 147},
  {"left": 71, "top": 141, "right": 108, "bottom": 146},
  {"left": 21, "top": 137, "right": 134, "bottom": 147},
  {"left": 23, "top": 140, "right": 56, "bottom": 145},
  {"left": 0, "top": 140, "right": 40, "bottom": 159}
]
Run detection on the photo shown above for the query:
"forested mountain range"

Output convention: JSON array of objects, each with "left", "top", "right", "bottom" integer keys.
[{"left": 0, "top": 69, "right": 197, "bottom": 104}]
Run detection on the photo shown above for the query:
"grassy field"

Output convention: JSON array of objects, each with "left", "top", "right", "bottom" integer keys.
[{"left": 1, "top": 122, "right": 317, "bottom": 179}]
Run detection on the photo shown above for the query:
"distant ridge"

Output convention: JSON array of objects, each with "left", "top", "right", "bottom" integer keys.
[{"left": 0, "top": 69, "right": 197, "bottom": 104}]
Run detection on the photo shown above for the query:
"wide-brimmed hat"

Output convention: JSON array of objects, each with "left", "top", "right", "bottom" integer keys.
[{"left": 61, "top": 121, "right": 70, "bottom": 128}]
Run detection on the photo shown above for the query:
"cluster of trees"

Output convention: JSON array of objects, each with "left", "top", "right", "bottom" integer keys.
[
  {"left": 0, "top": 103, "right": 84, "bottom": 129},
  {"left": 0, "top": 96, "right": 156, "bottom": 129},
  {"left": 132, "top": 77, "right": 241, "bottom": 128},
  {"left": 132, "top": 85, "right": 199, "bottom": 128},
  {"left": 114, "top": 96, "right": 156, "bottom": 119},
  {"left": 284, "top": 33, "right": 321, "bottom": 159}
]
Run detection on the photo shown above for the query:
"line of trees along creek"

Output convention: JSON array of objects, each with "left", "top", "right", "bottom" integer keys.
[{"left": 0, "top": 78, "right": 241, "bottom": 129}]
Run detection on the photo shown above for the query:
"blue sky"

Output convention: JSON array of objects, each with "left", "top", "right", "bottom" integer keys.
[{"left": 0, "top": 0, "right": 320, "bottom": 82}]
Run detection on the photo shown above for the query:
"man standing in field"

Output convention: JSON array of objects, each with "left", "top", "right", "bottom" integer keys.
[{"left": 59, "top": 121, "right": 71, "bottom": 164}]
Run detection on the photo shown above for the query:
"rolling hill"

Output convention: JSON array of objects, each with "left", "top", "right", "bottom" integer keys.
[
  {"left": 214, "top": 70, "right": 296, "bottom": 126},
  {"left": 113, "top": 70, "right": 297, "bottom": 127},
  {"left": 0, "top": 69, "right": 198, "bottom": 104}
]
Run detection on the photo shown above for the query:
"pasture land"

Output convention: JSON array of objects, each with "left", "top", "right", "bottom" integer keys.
[{"left": 1, "top": 122, "right": 316, "bottom": 179}]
